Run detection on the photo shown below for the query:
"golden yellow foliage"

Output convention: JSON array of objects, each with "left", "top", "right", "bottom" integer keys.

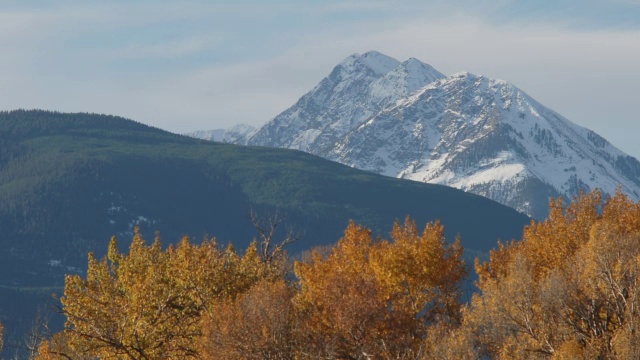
[
  {"left": 32, "top": 332, "right": 90, "bottom": 360},
  {"left": 372, "top": 218, "right": 466, "bottom": 324},
  {"left": 422, "top": 321, "right": 477, "bottom": 360},
  {"left": 34, "top": 218, "right": 468, "bottom": 359},
  {"left": 295, "top": 218, "right": 466, "bottom": 359},
  {"left": 39, "top": 228, "right": 286, "bottom": 360},
  {"left": 200, "top": 279, "right": 298, "bottom": 360},
  {"left": 520, "top": 191, "right": 601, "bottom": 279},
  {"left": 463, "top": 190, "right": 640, "bottom": 359}
]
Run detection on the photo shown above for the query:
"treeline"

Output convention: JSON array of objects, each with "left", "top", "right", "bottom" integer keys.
[
  {"left": 9, "top": 190, "right": 640, "bottom": 359},
  {"left": 0, "top": 110, "right": 170, "bottom": 140}
]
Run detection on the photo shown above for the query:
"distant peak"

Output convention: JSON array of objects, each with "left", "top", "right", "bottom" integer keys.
[
  {"left": 404, "top": 57, "right": 426, "bottom": 65},
  {"left": 399, "top": 58, "right": 445, "bottom": 76},
  {"left": 400, "top": 58, "right": 430, "bottom": 70},
  {"left": 448, "top": 72, "right": 514, "bottom": 88},
  {"left": 361, "top": 51, "right": 400, "bottom": 75},
  {"left": 228, "top": 123, "right": 256, "bottom": 132},
  {"left": 362, "top": 50, "right": 386, "bottom": 57},
  {"left": 451, "top": 71, "right": 475, "bottom": 78},
  {"left": 448, "top": 71, "right": 488, "bottom": 84},
  {"left": 338, "top": 51, "right": 400, "bottom": 76}
]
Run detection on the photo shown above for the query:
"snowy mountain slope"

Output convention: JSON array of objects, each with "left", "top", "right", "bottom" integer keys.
[
  {"left": 204, "top": 51, "right": 640, "bottom": 219},
  {"left": 332, "top": 71, "right": 640, "bottom": 218},
  {"left": 187, "top": 124, "right": 256, "bottom": 144},
  {"left": 248, "top": 51, "right": 445, "bottom": 155}
]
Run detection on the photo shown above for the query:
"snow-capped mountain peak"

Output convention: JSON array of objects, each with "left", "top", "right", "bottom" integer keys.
[
  {"left": 356, "top": 50, "right": 401, "bottom": 75},
  {"left": 332, "top": 51, "right": 400, "bottom": 82},
  {"left": 249, "top": 51, "right": 445, "bottom": 154},
  {"left": 198, "top": 51, "right": 640, "bottom": 219},
  {"left": 396, "top": 58, "right": 445, "bottom": 93},
  {"left": 331, "top": 69, "right": 640, "bottom": 218},
  {"left": 368, "top": 58, "right": 446, "bottom": 109}
]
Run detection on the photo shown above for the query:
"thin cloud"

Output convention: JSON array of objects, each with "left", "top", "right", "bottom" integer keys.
[
  {"left": 607, "top": 0, "right": 640, "bottom": 5},
  {"left": 118, "top": 35, "right": 221, "bottom": 59},
  {"left": 0, "top": 0, "right": 639, "bottom": 157}
]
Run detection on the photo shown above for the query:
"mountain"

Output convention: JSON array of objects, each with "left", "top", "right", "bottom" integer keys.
[
  {"left": 0, "top": 110, "right": 529, "bottom": 343},
  {"left": 186, "top": 124, "right": 255, "bottom": 144},
  {"left": 332, "top": 72, "right": 640, "bottom": 218},
  {"left": 249, "top": 51, "right": 445, "bottom": 155},
  {"left": 242, "top": 52, "right": 640, "bottom": 219}
]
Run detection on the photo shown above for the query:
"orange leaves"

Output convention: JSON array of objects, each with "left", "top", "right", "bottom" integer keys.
[
  {"left": 372, "top": 218, "right": 466, "bottom": 323},
  {"left": 50, "top": 228, "right": 288, "bottom": 360},
  {"left": 463, "top": 190, "right": 640, "bottom": 359},
  {"left": 294, "top": 222, "right": 384, "bottom": 357},
  {"left": 294, "top": 218, "right": 467, "bottom": 358},
  {"left": 600, "top": 187, "right": 640, "bottom": 235},
  {"left": 200, "top": 279, "right": 298, "bottom": 360},
  {"left": 36, "top": 191, "right": 640, "bottom": 359},
  {"left": 520, "top": 191, "right": 602, "bottom": 278},
  {"left": 475, "top": 240, "right": 518, "bottom": 285},
  {"left": 36, "top": 217, "right": 467, "bottom": 359}
]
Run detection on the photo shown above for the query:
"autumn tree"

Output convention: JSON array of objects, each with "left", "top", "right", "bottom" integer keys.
[
  {"left": 198, "top": 210, "right": 299, "bottom": 360},
  {"left": 199, "top": 279, "right": 299, "bottom": 360},
  {"left": 34, "top": 217, "right": 468, "bottom": 359},
  {"left": 459, "top": 190, "right": 640, "bottom": 359},
  {"left": 294, "top": 218, "right": 466, "bottom": 359},
  {"left": 33, "top": 332, "right": 90, "bottom": 360},
  {"left": 35, "top": 228, "right": 286, "bottom": 360}
]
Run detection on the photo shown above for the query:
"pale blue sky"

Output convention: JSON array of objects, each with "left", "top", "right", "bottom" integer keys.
[{"left": 1, "top": 0, "right": 639, "bottom": 157}]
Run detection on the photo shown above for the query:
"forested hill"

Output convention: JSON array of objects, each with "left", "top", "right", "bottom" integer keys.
[
  {"left": 0, "top": 110, "right": 528, "bottom": 285},
  {"left": 0, "top": 109, "right": 530, "bottom": 346}
]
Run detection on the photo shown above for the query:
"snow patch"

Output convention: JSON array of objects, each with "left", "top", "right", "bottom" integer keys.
[
  {"left": 360, "top": 51, "right": 401, "bottom": 76},
  {"left": 48, "top": 260, "right": 61, "bottom": 267}
]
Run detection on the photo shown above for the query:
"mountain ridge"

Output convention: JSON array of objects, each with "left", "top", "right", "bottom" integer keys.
[
  {"left": 0, "top": 109, "right": 530, "bottom": 344},
  {"left": 248, "top": 51, "right": 445, "bottom": 155},
  {"left": 0, "top": 109, "right": 529, "bottom": 286},
  {"left": 187, "top": 124, "right": 256, "bottom": 144},
  {"left": 195, "top": 52, "right": 640, "bottom": 219}
]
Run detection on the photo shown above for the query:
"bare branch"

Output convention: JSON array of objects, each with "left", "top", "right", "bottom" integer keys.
[{"left": 247, "top": 208, "right": 299, "bottom": 263}]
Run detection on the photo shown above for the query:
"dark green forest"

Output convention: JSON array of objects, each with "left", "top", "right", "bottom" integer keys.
[{"left": 0, "top": 110, "right": 530, "bottom": 353}]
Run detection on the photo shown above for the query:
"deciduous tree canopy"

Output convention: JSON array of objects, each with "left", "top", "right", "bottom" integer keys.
[
  {"left": 33, "top": 190, "right": 640, "bottom": 359},
  {"left": 34, "top": 218, "right": 467, "bottom": 360},
  {"left": 455, "top": 190, "right": 640, "bottom": 359},
  {"left": 294, "top": 219, "right": 466, "bottom": 359},
  {"left": 36, "top": 227, "right": 286, "bottom": 359}
]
